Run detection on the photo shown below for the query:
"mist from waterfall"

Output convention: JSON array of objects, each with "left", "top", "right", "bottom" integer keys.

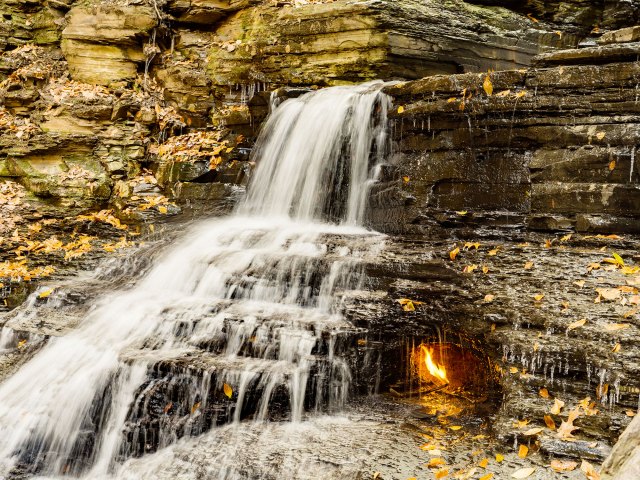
[{"left": 0, "top": 82, "right": 390, "bottom": 479}]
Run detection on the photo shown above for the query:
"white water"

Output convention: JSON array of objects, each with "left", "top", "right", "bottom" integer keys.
[{"left": 0, "top": 82, "right": 390, "bottom": 479}]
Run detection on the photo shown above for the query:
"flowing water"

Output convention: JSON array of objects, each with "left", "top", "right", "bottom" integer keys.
[{"left": 0, "top": 82, "right": 392, "bottom": 479}]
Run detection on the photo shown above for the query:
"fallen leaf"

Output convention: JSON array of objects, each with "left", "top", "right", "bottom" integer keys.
[
  {"left": 626, "top": 410, "right": 636, "bottom": 417},
  {"left": 612, "top": 343, "right": 621, "bottom": 353},
  {"left": 223, "top": 383, "right": 233, "bottom": 399},
  {"left": 510, "top": 367, "right": 519, "bottom": 374},
  {"left": 449, "top": 426, "right": 463, "bottom": 431},
  {"left": 163, "top": 402, "right": 173, "bottom": 414},
  {"left": 397, "top": 106, "right": 405, "bottom": 114},
  {"left": 482, "top": 266, "right": 490, "bottom": 274},
  {"left": 479, "top": 458, "right": 489, "bottom": 468},
  {"left": 428, "top": 458, "right": 446, "bottom": 468},
  {"left": 488, "top": 248, "right": 499, "bottom": 256},
  {"left": 38, "top": 288, "right": 54, "bottom": 299},
  {"left": 604, "top": 323, "right": 630, "bottom": 331},
  {"left": 596, "top": 288, "right": 621, "bottom": 301},
  {"left": 495, "top": 453, "right": 504, "bottom": 463},
  {"left": 596, "top": 131, "right": 606, "bottom": 141},
  {"left": 533, "top": 294, "right": 545, "bottom": 302},
  {"left": 17, "top": 339, "right": 27, "bottom": 348},
  {"left": 580, "top": 460, "right": 600, "bottom": 480},
  {"left": 456, "top": 210, "right": 469, "bottom": 216},
  {"left": 479, "top": 474, "right": 494, "bottom": 480},
  {"left": 512, "top": 467, "right": 535, "bottom": 478},
  {"left": 463, "top": 264, "right": 479, "bottom": 274},
  {"left": 544, "top": 415, "right": 556, "bottom": 430},
  {"left": 403, "top": 175, "right": 410, "bottom": 183},
  {"left": 484, "top": 294, "right": 495, "bottom": 303},
  {"left": 190, "top": 402, "right": 201, "bottom": 414},
  {"left": 449, "top": 247, "right": 460, "bottom": 261},
  {"left": 574, "top": 280, "right": 586, "bottom": 288},
  {"left": 513, "top": 419, "right": 530, "bottom": 428},
  {"left": 524, "top": 261, "right": 534, "bottom": 270},
  {"left": 609, "top": 160, "right": 616, "bottom": 171},
  {"left": 557, "top": 407, "right": 582, "bottom": 439},
  {"left": 567, "top": 318, "right": 587, "bottom": 332},
  {"left": 435, "top": 468, "right": 449, "bottom": 479},
  {"left": 550, "top": 459, "right": 578, "bottom": 472},
  {"left": 539, "top": 388, "right": 550, "bottom": 398},
  {"left": 523, "top": 427, "right": 543, "bottom": 436},
  {"left": 518, "top": 445, "right": 528, "bottom": 458},
  {"left": 560, "top": 234, "right": 573, "bottom": 242},
  {"left": 483, "top": 75, "right": 493, "bottom": 96},
  {"left": 550, "top": 398, "right": 565, "bottom": 415},
  {"left": 463, "top": 242, "right": 481, "bottom": 250}
]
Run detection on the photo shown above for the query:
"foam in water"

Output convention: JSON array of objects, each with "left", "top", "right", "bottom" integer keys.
[{"left": 0, "top": 82, "right": 390, "bottom": 479}]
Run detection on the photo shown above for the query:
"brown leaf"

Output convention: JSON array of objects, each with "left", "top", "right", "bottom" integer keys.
[
  {"left": 544, "top": 415, "right": 556, "bottom": 430},
  {"left": 596, "top": 288, "right": 621, "bottom": 301},
  {"left": 580, "top": 460, "right": 601, "bottom": 480},
  {"left": 539, "top": 388, "right": 550, "bottom": 398},
  {"left": 523, "top": 427, "right": 543, "bottom": 436},
  {"left": 604, "top": 323, "right": 630, "bottom": 331},
  {"left": 550, "top": 460, "right": 577, "bottom": 472}
]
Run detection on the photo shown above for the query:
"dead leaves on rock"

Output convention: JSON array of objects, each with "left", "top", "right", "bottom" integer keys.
[{"left": 550, "top": 459, "right": 578, "bottom": 472}]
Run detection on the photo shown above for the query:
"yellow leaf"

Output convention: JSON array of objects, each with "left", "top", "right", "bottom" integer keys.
[
  {"left": 574, "top": 280, "right": 586, "bottom": 288},
  {"left": 550, "top": 460, "right": 577, "bottom": 472},
  {"left": 463, "top": 242, "right": 480, "bottom": 250},
  {"left": 609, "top": 160, "right": 616, "bottom": 171},
  {"left": 482, "top": 266, "right": 489, "bottom": 274},
  {"left": 463, "top": 264, "right": 478, "bottom": 274},
  {"left": 479, "top": 475, "right": 494, "bottom": 480},
  {"left": 539, "top": 388, "right": 550, "bottom": 398},
  {"left": 524, "top": 261, "right": 534, "bottom": 270},
  {"left": 612, "top": 343, "right": 621, "bottom": 353},
  {"left": 495, "top": 453, "right": 504, "bottom": 463},
  {"left": 621, "top": 266, "right": 640, "bottom": 275},
  {"left": 483, "top": 75, "right": 493, "bottom": 96},
  {"left": 428, "top": 458, "right": 446, "bottom": 468},
  {"left": 488, "top": 248, "right": 499, "bottom": 256},
  {"left": 402, "top": 175, "right": 410, "bottom": 183},
  {"left": 38, "top": 288, "right": 54, "bottom": 298},
  {"left": 567, "top": 318, "right": 587, "bottom": 332},
  {"left": 626, "top": 410, "right": 636, "bottom": 417},
  {"left": 580, "top": 460, "right": 601, "bottom": 480},
  {"left": 449, "top": 425, "right": 462, "bottom": 431},
  {"left": 523, "top": 427, "right": 543, "bottom": 436},
  {"left": 513, "top": 419, "right": 530, "bottom": 428},
  {"left": 544, "top": 415, "right": 556, "bottom": 430},
  {"left": 447, "top": 97, "right": 457, "bottom": 103},
  {"left": 496, "top": 89, "right": 511, "bottom": 97},
  {"left": 479, "top": 458, "right": 489, "bottom": 468},
  {"left": 397, "top": 106, "right": 405, "bottom": 114},
  {"left": 512, "top": 467, "right": 536, "bottom": 478},
  {"left": 449, "top": 247, "right": 460, "bottom": 261},
  {"left": 560, "top": 233, "right": 573, "bottom": 242},
  {"left": 484, "top": 294, "right": 495, "bottom": 303},
  {"left": 223, "top": 383, "right": 233, "bottom": 399},
  {"left": 515, "top": 91, "right": 527, "bottom": 99},
  {"left": 596, "top": 131, "right": 606, "bottom": 140},
  {"left": 518, "top": 445, "right": 528, "bottom": 458},
  {"left": 509, "top": 367, "right": 519, "bottom": 374},
  {"left": 456, "top": 210, "right": 468, "bottom": 216},
  {"left": 158, "top": 206, "right": 168, "bottom": 214},
  {"left": 190, "top": 402, "right": 201, "bottom": 414},
  {"left": 533, "top": 294, "right": 544, "bottom": 302},
  {"left": 435, "top": 468, "right": 449, "bottom": 479},
  {"left": 17, "top": 339, "right": 27, "bottom": 348},
  {"left": 612, "top": 252, "right": 625, "bottom": 267}
]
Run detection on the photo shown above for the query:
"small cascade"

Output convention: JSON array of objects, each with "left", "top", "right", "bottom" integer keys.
[{"left": 0, "top": 82, "right": 391, "bottom": 479}]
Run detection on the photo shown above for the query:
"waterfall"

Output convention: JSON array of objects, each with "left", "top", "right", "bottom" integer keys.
[{"left": 0, "top": 82, "right": 390, "bottom": 479}]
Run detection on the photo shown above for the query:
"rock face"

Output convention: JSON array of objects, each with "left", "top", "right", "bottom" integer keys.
[
  {"left": 377, "top": 40, "right": 640, "bottom": 235},
  {"left": 206, "top": 0, "right": 576, "bottom": 88},
  {"left": 61, "top": 4, "right": 157, "bottom": 85}
]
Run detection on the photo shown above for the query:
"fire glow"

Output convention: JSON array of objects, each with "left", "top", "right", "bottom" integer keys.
[{"left": 421, "top": 345, "right": 448, "bottom": 382}]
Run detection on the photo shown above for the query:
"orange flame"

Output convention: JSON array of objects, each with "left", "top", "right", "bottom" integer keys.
[{"left": 422, "top": 345, "right": 447, "bottom": 382}]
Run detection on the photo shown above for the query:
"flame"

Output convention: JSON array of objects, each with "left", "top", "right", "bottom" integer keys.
[{"left": 422, "top": 345, "right": 447, "bottom": 382}]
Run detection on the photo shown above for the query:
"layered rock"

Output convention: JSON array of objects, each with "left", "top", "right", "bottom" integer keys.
[
  {"left": 61, "top": 3, "right": 157, "bottom": 85},
  {"left": 378, "top": 39, "right": 640, "bottom": 235}
]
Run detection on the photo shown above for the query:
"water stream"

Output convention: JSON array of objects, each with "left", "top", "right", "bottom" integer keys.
[{"left": 0, "top": 82, "right": 391, "bottom": 479}]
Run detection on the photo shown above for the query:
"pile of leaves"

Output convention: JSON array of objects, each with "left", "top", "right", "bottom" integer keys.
[
  {"left": 0, "top": 108, "right": 40, "bottom": 140},
  {"left": 152, "top": 130, "right": 238, "bottom": 170}
]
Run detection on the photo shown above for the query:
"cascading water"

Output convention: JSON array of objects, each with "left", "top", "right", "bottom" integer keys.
[{"left": 0, "top": 82, "right": 390, "bottom": 479}]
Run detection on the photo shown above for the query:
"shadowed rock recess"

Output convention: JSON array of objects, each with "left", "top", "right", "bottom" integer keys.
[{"left": 1, "top": 0, "right": 640, "bottom": 478}]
